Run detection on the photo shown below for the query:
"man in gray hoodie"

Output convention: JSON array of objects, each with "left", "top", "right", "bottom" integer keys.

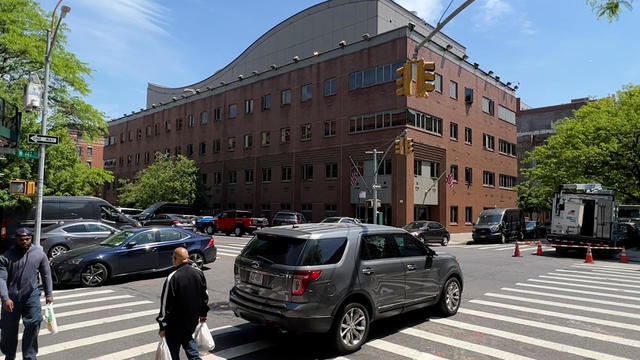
[{"left": 0, "top": 228, "right": 53, "bottom": 360}]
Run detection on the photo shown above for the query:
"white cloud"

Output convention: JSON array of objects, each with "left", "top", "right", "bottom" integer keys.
[
  {"left": 394, "top": 0, "right": 444, "bottom": 24},
  {"left": 79, "top": 0, "right": 169, "bottom": 36},
  {"left": 475, "top": 0, "right": 513, "bottom": 26}
]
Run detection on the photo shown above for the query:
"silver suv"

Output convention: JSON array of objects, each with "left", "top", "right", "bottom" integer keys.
[{"left": 229, "top": 223, "right": 463, "bottom": 353}]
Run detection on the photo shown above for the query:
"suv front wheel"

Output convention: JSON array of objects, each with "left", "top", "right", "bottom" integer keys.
[
  {"left": 437, "top": 277, "right": 461, "bottom": 316},
  {"left": 333, "top": 302, "right": 369, "bottom": 354}
]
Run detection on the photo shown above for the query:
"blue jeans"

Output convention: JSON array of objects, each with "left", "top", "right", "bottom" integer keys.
[
  {"left": 165, "top": 327, "right": 200, "bottom": 360},
  {"left": 0, "top": 288, "right": 42, "bottom": 360}
]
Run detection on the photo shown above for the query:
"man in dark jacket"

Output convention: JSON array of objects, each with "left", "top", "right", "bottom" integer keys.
[
  {"left": 157, "top": 247, "right": 209, "bottom": 359},
  {"left": 0, "top": 228, "right": 54, "bottom": 360}
]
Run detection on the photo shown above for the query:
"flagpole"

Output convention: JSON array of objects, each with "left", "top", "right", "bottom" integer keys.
[{"left": 424, "top": 170, "right": 448, "bottom": 195}]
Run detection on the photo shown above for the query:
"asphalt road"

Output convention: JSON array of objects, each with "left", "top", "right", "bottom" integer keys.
[{"left": 6, "top": 234, "right": 640, "bottom": 360}]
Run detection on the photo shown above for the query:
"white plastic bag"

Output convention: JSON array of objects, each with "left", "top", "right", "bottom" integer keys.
[
  {"left": 44, "top": 303, "right": 58, "bottom": 334},
  {"left": 193, "top": 322, "right": 216, "bottom": 352},
  {"left": 155, "top": 337, "right": 171, "bottom": 360}
]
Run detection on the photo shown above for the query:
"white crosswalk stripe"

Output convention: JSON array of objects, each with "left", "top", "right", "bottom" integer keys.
[
  {"left": 366, "top": 339, "right": 449, "bottom": 359},
  {"left": 554, "top": 268, "right": 640, "bottom": 280},
  {"left": 501, "top": 287, "right": 640, "bottom": 309}
]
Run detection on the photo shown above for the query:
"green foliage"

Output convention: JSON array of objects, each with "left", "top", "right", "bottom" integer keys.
[
  {"left": 518, "top": 84, "right": 640, "bottom": 211},
  {"left": 0, "top": 0, "right": 111, "bottom": 208},
  {"left": 118, "top": 154, "right": 207, "bottom": 209},
  {"left": 587, "top": 0, "right": 633, "bottom": 22}
]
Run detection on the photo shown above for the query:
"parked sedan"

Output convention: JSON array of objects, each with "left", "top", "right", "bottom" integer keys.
[
  {"left": 142, "top": 213, "right": 195, "bottom": 231},
  {"left": 49, "top": 227, "right": 217, "bottom": 287},
  {"left": 40, "top": 220, "right": 119, "bottom": 258},
  {"left": 523, "top": 221, "right": 547, "bottom": 239},
  {"left": 403, "top": 221, "right": 450, "bottom": 246}
]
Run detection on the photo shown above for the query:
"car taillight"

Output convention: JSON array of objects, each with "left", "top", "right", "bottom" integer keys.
[
  {"left": 1, "top": 221, "right": 5, "bottom": 239},
  {"left": 206, "top": 237, "right": 214, "bottom": 248},
  {"left": 291, "top": 270, "right": 321, "bottom": 296},
  {"left": 171, "top": 220, "right": 180, "bottom": 225}
]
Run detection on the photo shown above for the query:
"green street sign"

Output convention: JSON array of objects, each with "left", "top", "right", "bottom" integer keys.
[{"left": 15, "top": 149, "right": 38, "bottom": 159}]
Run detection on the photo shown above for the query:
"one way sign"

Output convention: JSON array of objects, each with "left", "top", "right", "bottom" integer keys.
[{"left": 28, "top": 134, "right": 59, "bottom": 145}]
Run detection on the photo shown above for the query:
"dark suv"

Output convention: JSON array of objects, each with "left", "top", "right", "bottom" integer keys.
[
  {"left": 271, "top": 210, "right": 307, "bottom": 226},
  {"left": 229, "top": 223, "right": 463, "bottom": 353}
]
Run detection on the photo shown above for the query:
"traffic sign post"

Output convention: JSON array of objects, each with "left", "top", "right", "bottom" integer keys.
[{"left": 28, "top": 133, "right": 58, "bottom": 145}]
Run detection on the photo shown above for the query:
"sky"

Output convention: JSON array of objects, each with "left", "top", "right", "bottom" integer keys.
[{"left": 37, "top": 0, "right": 640, "bottom": 120}]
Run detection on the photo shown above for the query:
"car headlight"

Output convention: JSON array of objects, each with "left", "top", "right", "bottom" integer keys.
[
  {"left": 490, "top": 225, "right": 499, "bottom": 232},
  {"left": 66, "top": 257, "right": 83, "bottom": 265}
]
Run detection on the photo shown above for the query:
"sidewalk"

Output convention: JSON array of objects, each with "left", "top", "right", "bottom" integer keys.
[{"left": 450, "top": 232, "right": 472, "bottom": 245}]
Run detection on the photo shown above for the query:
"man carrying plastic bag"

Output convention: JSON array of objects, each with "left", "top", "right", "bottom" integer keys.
[{"left": 156, "top": 248, "right": 210, "bottom": 359}]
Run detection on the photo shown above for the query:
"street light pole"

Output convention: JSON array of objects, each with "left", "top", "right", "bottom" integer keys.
[{"left": 33, "top": 3, "right": 70, "bottom": 248}]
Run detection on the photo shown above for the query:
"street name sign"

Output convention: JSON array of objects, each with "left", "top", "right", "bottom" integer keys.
[
  {"left": 28, "top": 133, "right": 58, "bottom": 145},
  {"left": 15, "top": 149, "right": 38, "bottom": 159}
]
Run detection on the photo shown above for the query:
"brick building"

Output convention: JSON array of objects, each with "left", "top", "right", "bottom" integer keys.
[
  {"left": 103, "top": 0, "right": 518, "bottom": 231},
  {"left": 68, "top": 126, "right": 103, "bottom": 169}
]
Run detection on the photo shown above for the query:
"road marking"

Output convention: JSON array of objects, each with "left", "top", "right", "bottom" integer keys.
[
  {"left": 216, "top": 244, "right": 246, "bottom": 249},
  {"left": 432, "top": 318, "right": 632, "bottom": 360},
  {"left": 40, "top": 289, "right": 114, "bottom": 302},
  {"left": 217, "top": 251, "right": 239, "bottom": 257},
  {"left": 215, "top": 246, "right": 243, "bottom": 252},
  {"left": 528, "top": 279, "right": 640, "bottom": 294},
  {"left": 459, "top": 308, "right": 640, "bottom": 348},
  {"left": 88, "top": 325, "right": 240, "bottom": 360},
  {"left": 554, "top": 269, "right": 640, "bottom": 280},
  {"left": 539, "top": 275, "right": 640, "bottom": 289},
  {"left": 475, "top": 244, "right": 513, "bottom": 250},
  {"left": 516, "top": 282, "right": 640, "bottom": 302},
  {"left": 572, "top": 264, "right": 640, "bottom": 274},
  {"left": 55, "top": 300, "right": 154, "bottom": 318},
  {"left": 401, "top": 327, "right": 535, "bottom": 360},
  {"left": 52, "top": 295, "right": 135, "bottom": 308},
  {"left": 573, "top": 261, "right": 640, "bottom": 270},
  {"left": 470, "top": 299, "right": 640, "bottom": 332},
  {"left": 202, "top": 340, "right": 273, "bottom": 359},
  {"left": 367, "top": 339, "right": 449, "bottom": 359},
  {"left": 548, "top": 271, "right": 640, "bottom": 284},
  {"left": 502, "top": 287, "right": 640, "bottom": 309},
  {"left": 484, "top": 292, "right": 640, "bottom": 319}
]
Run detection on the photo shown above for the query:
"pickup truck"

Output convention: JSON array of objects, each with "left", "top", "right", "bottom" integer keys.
[{"left": 209, "top": 210, "right": 268, "bottom": 237}]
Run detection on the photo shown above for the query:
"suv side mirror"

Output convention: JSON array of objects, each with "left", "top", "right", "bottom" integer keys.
[{"left": 125, "top": 241, "right": 136, "bottom": 248}]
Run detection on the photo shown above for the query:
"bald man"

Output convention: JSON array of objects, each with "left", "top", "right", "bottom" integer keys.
[{"left": 157, "top": 248, "right": 209, "bottom": 359}]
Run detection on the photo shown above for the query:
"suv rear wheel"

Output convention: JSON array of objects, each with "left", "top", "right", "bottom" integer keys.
[
  {"left": 234, "top": 225, "right": 244, "bottom": 237},
  {"left": 333, "top": 302, "right": 369, "bottom": 354},
  {"left": 205, "top": 224, "right": 214, "bottom": 235}
]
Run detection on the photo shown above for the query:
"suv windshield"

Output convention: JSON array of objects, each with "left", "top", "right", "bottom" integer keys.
[
  {"left": 241, "top": 235, "right": 347, "bottom": 266},
  {"left": 476, "top": 214, "right": 502, "bottom": 225},
  {"left": 100, "top": 230, "right": 134, "bottom": 247}
]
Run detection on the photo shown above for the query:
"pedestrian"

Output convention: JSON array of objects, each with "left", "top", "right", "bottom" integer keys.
[
  {"left": 0, "top": 227, "right": 54, "bottom": 360},
  {"left": 157, "top": 247, "right": 209, "bottom": 359}
]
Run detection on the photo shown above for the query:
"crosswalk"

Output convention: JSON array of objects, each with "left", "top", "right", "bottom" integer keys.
[
  {"left": 1, "top": 260, "right": 639, "bottom": 359},
  {"left": 447, "top": 242, "right": 546, "bottom": 252},
  {"left": 215, "top": 242, "right": 246, "bottom": 258}
]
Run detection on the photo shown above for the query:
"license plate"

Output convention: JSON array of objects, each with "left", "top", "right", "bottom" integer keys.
[
  {"left": 249, "top": 271, "right": 263, "bottom": 285},
  {"left": 480, "top": 235, "right": 486, "bottom": 238}
]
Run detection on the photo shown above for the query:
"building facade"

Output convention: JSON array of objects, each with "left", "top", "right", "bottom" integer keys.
[
  {"left": 68, "top": 127, "right": 104, "bottom": 169},
  {"left": 103, "top": 0, "right": 518, "bottom": 231}
]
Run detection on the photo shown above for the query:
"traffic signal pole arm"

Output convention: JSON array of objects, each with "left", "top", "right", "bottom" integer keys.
[{"left": 412, "top": 0, "right": 475, "bottom": 60}]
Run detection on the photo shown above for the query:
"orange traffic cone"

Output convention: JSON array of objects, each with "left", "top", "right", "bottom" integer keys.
[
  {"left": 584, "top": 245, "right": 594, "bottom": 263},
  {"left": 535, "top": 241, "right": 543, "bottom": 256},
  {"left": 619, "top": 247, "right": 628, "bottom": 263},
  {"left": 513, "top": 241, "right": 522, "bottom": 257}
]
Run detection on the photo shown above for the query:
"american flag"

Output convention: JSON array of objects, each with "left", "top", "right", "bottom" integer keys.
[
  {"left": 445, "top": 172, "right": 455, "bottom": 187},
  {"left": 350, "top": 169, "right": 358, "bottom": 186}
]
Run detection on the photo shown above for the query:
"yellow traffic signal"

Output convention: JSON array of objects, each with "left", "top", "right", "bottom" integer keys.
[
  {"left": 404, "top": 137, "right": 414, "bottom": 154},
  {"left": 9, "top": 179, "right": 35, "bottom": 196},
  {"left": 416, "top": 59, "right": 436, "bottom": 98},
  {"left": 394, "top": 138, "right": 405, "bottom": 155},
  {"left": 395, "top": 62, "right": 413, "bottom": 96}
]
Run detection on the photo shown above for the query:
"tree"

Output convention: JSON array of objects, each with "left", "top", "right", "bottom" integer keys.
[
  {"left": 0, "top": 0, "right": 112, "bottom": 209},
  {"left": 587, "top": 0, "right": 633, "bottom": 22},
  {"left": 518, "top": 84, "right": 640, "bottom": 212},
  {"left": 118, "top": 154, "right": 208, "bottom": 209}
]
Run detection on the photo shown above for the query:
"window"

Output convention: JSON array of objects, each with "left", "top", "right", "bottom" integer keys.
[
  {"left": 281, "top": 166, "right": 292, "bottom": 182},
  {"left": 450, "top": 165, "right": 458, "bottom": 181},
  {"left": 464, "top": 127, "right": 472, "bottom": 144},
  {"left": 186, "top": 144, "right": 193, "bottom": 157},
  {"left": 465, "top": 207, "right": 473, "bottom": 224},
  {"left": 228, "top": 170, "right": 237, "bottom": 184},
  {"left": 187, "top": 114, "right": 194, "bottom": 127},
  {"left": 280, "top": 127, "right": 290, "bottom": 143},
  {"left": 213, "top": 172, "right": 222, "bottom": 185},
  {"left": 163, "top": 148, "right": 170, "bottom": 156},
  {"left": 325, "top": 204, "right": 337, "bottom": 217},
  {"left": 212, "top": 139, "right": 221, "bottom": 153},
  {"left": 498, "top": 105, "right": 516, "bottom": 124},
  {"left": 499, "top": 174, "right": 516, "bottom": 189},
  {"left": 243, "top": 134, "right": 253, "bottom": 149},
  {"left": 499, "top": 139, "right": 517, "bottom": 156},
  {"left": 429, "top": 162, "right": 439, "bottom": 178},
  {"left": 434, "top": 73, "right": 442, "bottom": 93},
  {"left": 262, "top": 168, "right": 272, "bottom": 182},
  {"left": 378, "top": 159, "right": 392, "bottom": 175},
  {"left": 360, "top": 235, "right": 400, "bottom": 260},
  {"left": 137, "top": 128, "right": 142, "bottom": 139},
  {"left": 261, "top": 131, "right": 271, "bottom": 146},
  {"left": 144, "top": 126, "right": 151, "bottom": 137},
  {"left": 414, "top": 160, "right": 423, "bottom": 176},
  {"left": 483, "top": 134, "right": 495, "bottom": 151},
  {"left": 154, "top": 124, "right": 159, "bottom": 135},
  {"left": 392, "top": 233, "right": 429, "bottom": 257},
  {"left": 464, "top": 87, "right": 473, "bottom": 103},
  {"left": 324, "top": 78, "right": 337, "bottom": 96},
  {"left": 261, "top": 204, "right": 271, "bottom": 218},
  {"left": 465, "top": 167, "right": 473, "bottom": 185},
  {"left": 301, "top": 124, "right": 312, "bottom": 141},
  {"left": 483, "top": 171, "right": 495, "bottom": 187},
  {"left": 200, "top": 111, "right": 208, "bottom": 124},
  {"left": 281, "top": 89, "right": 291, "bottom": 105},
  {"left": 450, "top": 122, "right": 458, "bottom": 140},
  {"left": 87, "top": 160, "right": 92, "bottom": 167},
  {"left": 245, "top": 99, "right": 254, "bottom": 114},
  {"left": 482, "top": 97, "right": 495, "bottom": 115},
  {"left": 228, "top": 104, "right": 237, "bottom": 119},
  {"left": 450, "top": 206, "right": 459, "bottom": 224},
  {"left": 301, "top": 84, "right": 312, "bottom": 102},
  {"left": 213, "top": 108, "right": 222, "bottom": 121},
  {"left": 201, "top": 173, "right": 207, "bottom": 185},
  {"left": 144, "top": 152, "right": 150, "bottom": 164},
  {"left": 128, "top": 131, "right": 133, "bottom": 141},
  {"left": 324, "top": 120, "right": 336, "bottom": 137},
  {"left": 165, "top": 121, "right": 171, "bottom": 132},
  {"left": 199, "top": 142, "right": 206, "bottom": 155},
  {"left": 245, "top": 169, "right": 254, "bottom": 184},
  {"left": 227, "top": 137, "right": 236, "bottom": 151},
  {"left": 407, "top": 110, "right": 442, "bottom": 135},
  {"left": 302, "top": 164, "right": 313, "bottom": 181},
  {"left": 325, "top": 163, "right": 337, "bottom": 179},
  {"left": 261, "top": 94, "right": 271, "bottom": 110},
  {"left": 348, "top": 61, "right": 404, "bottom": 91},
  {"left": 301, "top": 203, "right": 312, "bottom": 222},
  {"left": 104, "top": 159, "right": 116, "bottom": 168},
  {"left": 449, "top": 81, "right": 458, "bottom": 99},
  {"left": 76, "top": 146, "right": 82, "bottom": 156}
]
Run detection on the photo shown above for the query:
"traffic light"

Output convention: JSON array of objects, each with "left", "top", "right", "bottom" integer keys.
[
  {"left": 394, "top": 138, "right": 405, "bottom": 155},
  {"left": 404, "top": 137, "right": 414, "bottom": 154},
  {"left": 416, "top": 59, "right": 436, "bottom": 98},
  {"left": 395, "top": 62, "right": 413, "bottom": 96},
  {"left": 9, "top": 179, "right": 35, "bottom": 196}
]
